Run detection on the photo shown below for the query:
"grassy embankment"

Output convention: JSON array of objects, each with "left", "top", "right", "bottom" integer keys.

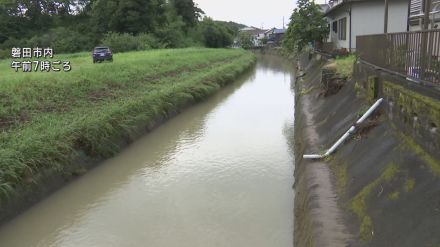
[
  {"left": 0, "top": 48, "right": 256, "bottom": 202},
  {"left": 334, "top": 55, "right": 355, "bottom": 79}
]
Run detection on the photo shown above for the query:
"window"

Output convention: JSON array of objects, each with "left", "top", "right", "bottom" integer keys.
[
  {"left": 332, "top": 21, "right": 338, "bottom": 33},
  {"left": 338, "top": 17, "right": 347, "bottom": 40}
]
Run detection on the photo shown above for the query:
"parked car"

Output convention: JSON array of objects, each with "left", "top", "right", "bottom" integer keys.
[{"left": 93, "top": 46, "right": 113, "bottom": 63}]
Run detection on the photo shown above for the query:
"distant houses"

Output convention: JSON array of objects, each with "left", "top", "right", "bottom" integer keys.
[
  {"left": 238, "top": 26, "right": 287, "bottom": 48},
  {"left": 239, "top": 27, "right": 266, "bottom": 47},
  {"left": 264, "top": 28, "right": 287, "bottom": 46}
]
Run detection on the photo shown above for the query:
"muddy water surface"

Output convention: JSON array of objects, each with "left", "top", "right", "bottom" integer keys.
[{"left": 0, "top": 54, "right": 296, "bottom": 247}]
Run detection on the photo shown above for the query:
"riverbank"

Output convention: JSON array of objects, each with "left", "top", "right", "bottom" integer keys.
[
  {"left": 0, "top": 48, "right": 256, "bottom": 223},
  {"left": 294, "top": 53, "right": 440, "bottom": 247}
]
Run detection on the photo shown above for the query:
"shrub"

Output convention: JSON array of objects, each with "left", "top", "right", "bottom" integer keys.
[
  {"left": 100, "top": 32, "right": 161, "bottom": 53},
  {"left": 238, "top": 32, "right": 254, "bottom": 49},
  {"left": 26, "top": 27, "right": 95, "bottom": 54},
  {"left": 0, "top": 49, "right": 9, "bottom": 59},
  {"left": 198, "top": 19, "right": 233, "bottom": 48}
]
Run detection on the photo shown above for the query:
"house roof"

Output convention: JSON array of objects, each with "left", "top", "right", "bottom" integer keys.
[
  {"left": 319, "top": 3, "right": 330, "bottom": 12},
  {"left": 240, "top": 27, "right": 267, "bottom": 35},
  {"left": 273, "top": 29, "right": 286, "bottom": 34},
  {"left": 240, "top": 27, "right": 258, "bottom": 31},
  {"left": 325, "top": 0, "right": 410, "bottom": 16},
  {"left": 264, "top": 28, "right": 287, "bottom": 35},
  {"left": 325, "top": 0, "right": 380, "bottom": 15}
]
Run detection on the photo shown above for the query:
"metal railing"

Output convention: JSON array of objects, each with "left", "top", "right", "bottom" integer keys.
[{"left": 357, "top": 30, "right": 440, "bottom": 85}]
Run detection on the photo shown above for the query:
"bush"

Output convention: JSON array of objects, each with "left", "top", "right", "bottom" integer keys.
[
  {"left": 100, "top": 32, "right": 161, "bottom": 53},
  {"left": 198, "top": 19, "right": 233, "bottom": 48},
  {"left": 0, "top": 49, "right": 9, "bottom": 59},
  {"left": 238, "top": 32, "right": 254, "bottom": 49},
  {"left": 0, "top": 37, "right": 29, "bottom": 51},
  {"left": 155, "top": 21, "right": 187, "bottom": 48},
  {"left": 26, "top": 27, "right": 95, "bottom": 54}
]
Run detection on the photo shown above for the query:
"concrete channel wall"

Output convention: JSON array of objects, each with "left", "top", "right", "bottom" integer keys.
[
  {"left": 354, "top": 63, "right": 440, "bottom": 161},
  {"left": 294, "top": 53, "right": 440, "bottom": 247}
]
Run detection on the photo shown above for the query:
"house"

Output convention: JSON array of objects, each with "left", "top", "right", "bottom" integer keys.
[
  {"left": 264, "top": 28, "right": 287, "bottom": 46},
  {"left": 239, "top": 27, "right": 268, "bottom": 47},
  {"left": 408, "top": 0, "right": 440, "bottom": 30},
  {"left": 353, "top": 0, "right": 440, "bottom": 84},
  {"left": 324, "top": 0, "right": 410, "bottom": 51}
]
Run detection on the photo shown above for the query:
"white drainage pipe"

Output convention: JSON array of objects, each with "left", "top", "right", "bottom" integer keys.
[{"left": 303, "top": 98, "right": 384, "bottom": 160}]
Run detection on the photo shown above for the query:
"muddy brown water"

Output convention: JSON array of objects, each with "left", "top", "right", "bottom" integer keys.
[{"left": 0, "top": 54, "right": 296, "bottom": 247}]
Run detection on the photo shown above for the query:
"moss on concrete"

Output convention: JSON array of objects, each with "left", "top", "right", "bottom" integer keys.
[
  {"left": 383, "top": 81, "right": 440, "bottom": 128},
  {"left": 367, "top": 76, "right": 379, "bottom": 101},
  {"left": 335, "top": 162, "right": 349, "bottom": 196},
  {"left": 382, "top": 163, "right": 401, "bottom": 182},
  {"left": 300, "top": 85, "right": 321, "bottom": 96},
  {"left": 360, "top": 216, "right": 374, "bottom": 241},
  {"left": 388, "top": 191, "right": 401, "bottom": 200},
  {"left": 383, "top": 81, "right": 440, "bottom": 176},
  {"left": 401, "top": 134, "right": 440, "bottom": 177},
  {"left": 404, "top": 178, "right": 416, "bottom": 193},
  {"left": 350, "top": 163, "right": 400, "bottom": 242}
]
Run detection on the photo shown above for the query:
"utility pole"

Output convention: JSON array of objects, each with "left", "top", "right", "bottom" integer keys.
[
  {"left": 384, "top": 0, "right": 389, "bottom": 33},
  {"left": 423, "top": 0, "right": 432, "bottom": 30}
]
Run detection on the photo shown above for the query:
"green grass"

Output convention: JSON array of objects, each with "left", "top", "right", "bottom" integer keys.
[
  {"left": 335, "top": 55, "right": 356, "bottom": 79},
  {"left": 0, "top": 48, "right": 256, "bottom": 202}
]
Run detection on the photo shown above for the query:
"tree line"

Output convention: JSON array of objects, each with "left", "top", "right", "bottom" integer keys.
[{"left": 0, "top": 0, "right": 245, "bottom": 57}]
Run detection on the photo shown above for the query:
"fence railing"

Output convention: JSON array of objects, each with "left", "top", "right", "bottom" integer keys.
[{"left": 357, "top": 30, "right": 440, "bottom": 85}]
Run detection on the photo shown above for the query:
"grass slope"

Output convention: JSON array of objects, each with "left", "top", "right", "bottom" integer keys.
[{"left": 0, "top": 48, "right": 256, "bottom": 202}]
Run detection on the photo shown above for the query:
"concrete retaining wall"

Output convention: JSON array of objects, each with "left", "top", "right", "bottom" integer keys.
[{"left": 294, "top": 53, "right": 440, "bottom": 247}]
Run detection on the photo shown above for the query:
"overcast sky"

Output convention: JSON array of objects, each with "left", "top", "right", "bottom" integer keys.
[{"left": 194, "top": 0, "right": 327, "bottom": 29}]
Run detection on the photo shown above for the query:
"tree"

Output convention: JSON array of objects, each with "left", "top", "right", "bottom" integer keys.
[
  {"left": 238, "top": 32, "right": 254, "bottom": 49},
  {"left": 197, "top": 18, "right": 233, "bottom": 48},
  {"left": 155, "top": 3, "right": 187, "bottom": 48},
  {"left": 283, "top": 0, "right": 328, "bottom": 52},
  {"left": 91, "top": 0, "right": 166, "bottom": 34},
  {"left": 170, "top": 0, "right": 203, "bottom": 29}
]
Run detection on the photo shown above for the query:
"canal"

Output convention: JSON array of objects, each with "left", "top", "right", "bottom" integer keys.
[{"left": 0, "top": 54, "right": 296, "bottom": 247}]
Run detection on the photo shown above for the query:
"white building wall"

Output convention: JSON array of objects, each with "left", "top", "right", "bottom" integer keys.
[
  {"left": 351, "top": 0, "right": 409, "bottom": 50},
  {"left": 388, "top": 0, "right": 410, "bottom": 32},
  {"left": 327, "top": 9, "right": 350, "bottom": 49}
]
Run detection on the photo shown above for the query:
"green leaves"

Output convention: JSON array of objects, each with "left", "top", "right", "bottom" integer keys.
[
  {"left": 238, "top": 32, "right": 254, "bottom": 50},
  {"left": 283, "top": 0, "right": 329, "bottom": 53},
  {"left": 198, "top": 18, "right": 234, "bottom": 48}
]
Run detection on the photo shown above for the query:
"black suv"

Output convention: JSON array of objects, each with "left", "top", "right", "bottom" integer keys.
[{"left": 93, "top": 46, "right": 113, "bottom": 63}]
